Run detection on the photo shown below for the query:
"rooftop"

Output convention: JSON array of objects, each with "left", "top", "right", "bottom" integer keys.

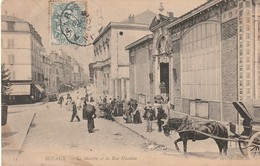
[
  {"left": 125, "top": 34, "right": 153, "bottom": 50},
  {"left": 122, "top": 10, "right": 157, "bottom": 25},
  {"left": 93, "top": 22, "right": 149, "bottom": 44}
]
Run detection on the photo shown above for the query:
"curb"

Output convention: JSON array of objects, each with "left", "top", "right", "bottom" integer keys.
[
  {"left": 113, "top": 118, "right": 147, "bottom": 140},
  {"left": 8, "top": 101, "right": 48, "bottom": 108},
  {"left": 17, "top": 112, "right": 36, "bottom": 157}
]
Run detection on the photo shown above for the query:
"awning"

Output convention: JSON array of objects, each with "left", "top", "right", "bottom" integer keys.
[
  {"left": 64, "top": 84, "right": 71, "bottom": 87},
  {"left": 34, "top": 84, "right": 44, "bottom": 93},
  {"left": 10, "top": 84, "right": 30, "bottom": 96}
]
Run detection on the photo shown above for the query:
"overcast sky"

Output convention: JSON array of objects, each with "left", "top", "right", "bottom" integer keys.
[{"left": 1, "top": 0, "right": 207, "bottom": 72}]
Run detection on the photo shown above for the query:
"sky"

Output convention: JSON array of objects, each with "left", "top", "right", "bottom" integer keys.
[{"left": 1, "top": 0, "right": 207, "bottom": 72}]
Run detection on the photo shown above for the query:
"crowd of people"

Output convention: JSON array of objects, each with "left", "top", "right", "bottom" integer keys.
[
  {"left": 98, "top": 95, "right": 175, "bottom": 133},
  {"left": 56, "top": 85, "right": 175, "bottom": 134}
]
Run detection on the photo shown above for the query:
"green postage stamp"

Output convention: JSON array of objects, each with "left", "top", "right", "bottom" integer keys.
[{"left": 49, "top": 0, "right": 89, "bottom": 46}]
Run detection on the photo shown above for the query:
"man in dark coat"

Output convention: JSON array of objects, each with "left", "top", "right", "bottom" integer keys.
[
  {"left": 83, "top": 100, "right": 96, "bottom": 133},
  {"left": 70, "top": 101, "right": 80, "bottom": 122},
  {"left": 157, "top": 105, "right": 166, "bottom": 132}
]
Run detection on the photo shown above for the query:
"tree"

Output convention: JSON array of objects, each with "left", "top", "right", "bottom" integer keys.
[{"left": 1, "top": 63, "right": 11, "bottom": 104}]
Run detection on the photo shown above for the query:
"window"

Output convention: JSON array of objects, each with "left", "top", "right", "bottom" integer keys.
[
  {"left": 7, "top": 21, "right": 15, "bottom": 31},
  {"left": 130, "top": 56, "right": 135, "bottom": 64},
  {"left": 10, "top": 71, "right": 15, "bottom": 80},
  {"left": 8, "top": 54, "right": 15, "bottom": 65},
  {"left": 138, "top": 93, "right": 146, "bottom": 104},
  {"left": 8, "top": 39, "right": 14, "bottom": 48},
  {"left": 181, "top": 22, "right": 221, "bottom": 101}
]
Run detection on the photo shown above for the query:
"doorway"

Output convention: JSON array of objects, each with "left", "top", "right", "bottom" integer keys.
[{"left": 160, "top": 63, "right": 169, "bottom": 99}]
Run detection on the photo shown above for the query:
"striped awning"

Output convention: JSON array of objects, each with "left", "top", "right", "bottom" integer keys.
[
  {"left": 34, "top": 84, "right": 44, "bottom": 93},
  {"left": 10, "top": 84, "right": 30, "bottom": 96}
]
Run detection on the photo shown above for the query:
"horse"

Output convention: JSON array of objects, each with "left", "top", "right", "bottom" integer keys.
[{"left": 163, "top": 116, "right": 228, "bottom": 156}]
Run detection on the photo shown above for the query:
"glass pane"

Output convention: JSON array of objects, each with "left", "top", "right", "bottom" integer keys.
[
  {"left": 198, "top": 84, "right": 202, "bottom": 99},
  {"left": 207, "top": 23, "right": 211, "bottom": 37},
  {"left": 202, "top": 24, "right": 206, "bottom": 39},
  {"left": 216, "top": 68, "right": 220, "bottom": 85},
  {"left": 207, "top": 84, "right": 211, "bottom": 100},
  {"left": 207, "top": 70, "right": 212, "bottom": 85},
  {"left": 216, "top": 85, "right": 220, "bottom": 100}
]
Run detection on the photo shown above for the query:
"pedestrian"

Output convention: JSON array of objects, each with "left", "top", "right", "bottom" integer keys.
[
  {"left": 70, "top": 101, "right": 80, "bottom": 122},
  {"left": 154, "top": 100, "right": 161, "bottom": 120},
  {"left": 167, "top": 99, "right": 175, "bottom": 119},
  {"left": 143, "top": 102, "right": 155, "bottom": 132},
  {"left": 123, "top": 106, "right": 133, "bottom": 123},
  {"left": 58, "top": 95, "right": 64, "bottom": 107},
  {"left": 90, "top": 96, "right": 94, "bottom": 102},
  {"left": 82, "top": 100, "right": 96, "bottom": 133},
  {"left": 117, "top": 100, "right": 123, "bottom": 116},
  {"left": 85, "top": 93, "right": 89, "bottom": 102},
  {"left": 103, "top": 96, "right": 107, "bottom": 104},
  {"left": 66, "top": 93, "right": 73, "bottom": 111},
  {"left": 133, "top": 107, "right": 142, "bottom": 124},
  {"left": 157, "top": 105, "right": 166, "bottom": 132},
  {"left": 30, "top": 95, "right": 35, "bottom": 103}
]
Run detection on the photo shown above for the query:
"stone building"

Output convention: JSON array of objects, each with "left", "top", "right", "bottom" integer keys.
[
  {"left": 126, "top": 34, "right": 154, "bottom": 105},
  {"left": 92, "top": 10, "right": 156, "bottom": 100},
  {"left": 128, "top": 0, "right": 260, "bottom": 122},
  {"left": 1, "top": 15, "right": 45, "bottom": 103}
]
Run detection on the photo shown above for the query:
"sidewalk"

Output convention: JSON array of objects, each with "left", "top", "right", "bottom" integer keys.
[
  {"left": 113, "top": 111, "right": 243, "bottom": 158},
  {"left": 2, "top": 109, "right": 36, "bottom": 160}
]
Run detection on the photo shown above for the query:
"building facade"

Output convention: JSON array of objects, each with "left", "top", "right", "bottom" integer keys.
[
  {"left": 128, "top": 0, "right": 260, "bottom": 122},
  {"left": 126, "top": 34, "right": 154, "bottom": 105},
  {"left": 43, "top": 55, "right": 51, "bottom": 95},
  {"left": 92, "top": 11, "right": 156, "bottom": 100},
  {"left": 1, "top": 15, "right": 45, "bottom": 103}
]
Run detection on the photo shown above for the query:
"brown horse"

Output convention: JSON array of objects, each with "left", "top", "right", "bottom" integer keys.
[{"left": 163, "top": 116, "right": 228, "bottom": 155}]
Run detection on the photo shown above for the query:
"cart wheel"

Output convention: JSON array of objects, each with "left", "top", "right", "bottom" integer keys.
[
  {"left": 247, "top": 131, "right": 260, "bottom": 159},
  {"left": 238, "top": 141, "right": 248, "bottom": 157}
]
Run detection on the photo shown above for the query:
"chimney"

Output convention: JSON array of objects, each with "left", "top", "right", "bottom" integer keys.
[
  {"left": 128, "top": 14, "right": 131, "bottom": 22},
  {"left": 168, "top": 12, "right": 174, "bottom": 18},
  {"left": 131, "top": 14, "right": 135, "bottom": 23},
  {"left": 128, "top": 14, "right": 135, "bottom": 23}
]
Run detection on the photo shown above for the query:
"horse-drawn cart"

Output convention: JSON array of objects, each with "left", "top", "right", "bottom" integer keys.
[
  {"left": 232, "top": 101, "right": 260, "bottom": 159},
  {"left": 163, "top": 101, "right": 260, "bottom": 159}
]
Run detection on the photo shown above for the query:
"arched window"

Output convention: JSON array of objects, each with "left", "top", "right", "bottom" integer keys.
[{"left": 181, "top": 22, "right": 221, "bottom": 101}]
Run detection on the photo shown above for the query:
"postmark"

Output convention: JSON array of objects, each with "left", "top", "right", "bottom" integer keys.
[{"left": 49, "top": 0, "right": 90, "bottom": 46}]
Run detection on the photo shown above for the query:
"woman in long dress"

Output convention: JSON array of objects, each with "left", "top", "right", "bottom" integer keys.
[
  {"left": 66, "top": 94, "right": 72, "bottom": 111},
  {"left": 82, "top": 100, "right": 96, "bottom": 133}
]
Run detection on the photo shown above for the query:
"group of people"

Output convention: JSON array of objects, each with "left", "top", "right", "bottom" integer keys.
[
  {"left": 123, "top": 99, "right": 174, "bottom": 133},
  {"left": 57, "top": 91, "right": 97, "bottom": 133}
]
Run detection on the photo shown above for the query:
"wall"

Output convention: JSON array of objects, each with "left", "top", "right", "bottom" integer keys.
[
  {"left": 2, "top": 33, "right": 32, "bottom": 81},
  {"left": 221, "top": 18, "right": 239, "bottom": 123}
]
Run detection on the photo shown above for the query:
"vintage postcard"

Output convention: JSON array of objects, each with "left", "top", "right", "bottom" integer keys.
[{"left": 1, "top": 0, "right": 260, "bottom": 166}]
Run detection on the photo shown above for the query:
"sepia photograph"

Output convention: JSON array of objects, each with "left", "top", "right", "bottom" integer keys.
[{"left": 1, "top": 0, "right": 260, "bottom": 165}]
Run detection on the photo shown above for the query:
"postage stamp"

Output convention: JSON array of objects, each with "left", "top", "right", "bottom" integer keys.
[{"left": 49, "top": 0, "right": 90, "bottom": 46}]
